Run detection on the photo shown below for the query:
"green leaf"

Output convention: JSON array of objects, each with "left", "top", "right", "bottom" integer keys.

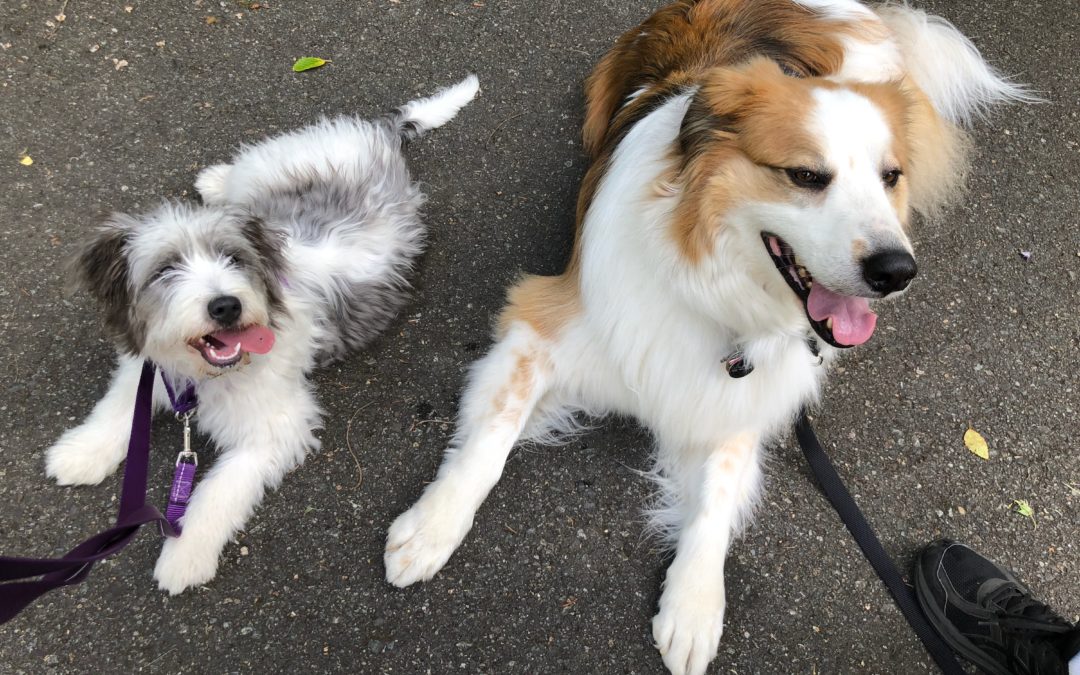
[
  {"left": 292, "top": 57, "right": 328, "bottom": 72},
  {"left": 1011, "top": 499, "right": 1036, "bottom": 527}
]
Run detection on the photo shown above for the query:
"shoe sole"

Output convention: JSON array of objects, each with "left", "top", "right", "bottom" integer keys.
[{"left": 914, "top": 554, "right": 1014, "bottom": 675}]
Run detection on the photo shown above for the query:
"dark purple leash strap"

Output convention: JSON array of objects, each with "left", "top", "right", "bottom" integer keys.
[{"left": 0, "top": 361, "right": 193, "bottom": 624}]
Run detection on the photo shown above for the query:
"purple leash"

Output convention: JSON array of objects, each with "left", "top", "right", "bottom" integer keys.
[{"left": 0, "top": 361, "right": 197, "bottom": 624}]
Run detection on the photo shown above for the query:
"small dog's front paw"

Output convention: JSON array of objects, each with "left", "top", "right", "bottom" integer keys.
[
  {"left": 194, "top": 164, "right": 232, "bottom": 205},
  {"left": 652, "top": 581, "right": 726, "bottom": 675},
  {"left": 153, "top": 536, "right": 220, "bottom": 595},
  {"left": 384, "top": 488, "right": 473, "bottom": 587},
  {"left": 44, "top": 429, "right": 122, "bottom": 486}
]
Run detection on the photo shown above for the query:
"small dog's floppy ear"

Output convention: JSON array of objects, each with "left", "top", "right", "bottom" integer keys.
[
  {"left": 67, "top": 213, "right": 145, "bottom": 352},
  {"left": 68, "top": 214, "right": 135, "bottom": 302},
  {"left": 240, "top": 215, "right": 288, "bottom": 316}
]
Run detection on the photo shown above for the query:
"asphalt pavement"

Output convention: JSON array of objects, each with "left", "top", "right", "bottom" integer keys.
[{"left": 1, "top": 1, "right": 1077, "bottom": 673}]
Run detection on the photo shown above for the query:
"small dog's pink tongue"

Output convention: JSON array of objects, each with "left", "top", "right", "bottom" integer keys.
[
  {"left": 807, "top": 284, "right": 877, "bottom": 346},
  {"left": 209, "top": 326, "right": 275, "bottom": 354}
]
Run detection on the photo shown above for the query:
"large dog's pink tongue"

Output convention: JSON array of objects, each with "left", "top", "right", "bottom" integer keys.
[
  {"left": 208, "top": 326, "right": 275, "bottom": 354},
  {"left": 807, "top": 285, "right": 877, "bottom": 346}
]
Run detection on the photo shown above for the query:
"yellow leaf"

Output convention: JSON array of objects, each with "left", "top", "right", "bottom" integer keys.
[
  {"left": 18, "top": 154, "right": 33, "bottom": 166},
  {"left": 964, "top": 428, "right": 989, "bottom": 460}
]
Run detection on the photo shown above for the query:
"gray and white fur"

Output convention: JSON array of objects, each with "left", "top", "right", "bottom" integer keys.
[{"left": 45, "top": 75, "right": 480, "bottom": 594}]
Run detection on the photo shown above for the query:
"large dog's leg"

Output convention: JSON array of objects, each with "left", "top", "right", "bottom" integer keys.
[
  {"left": 45, "top": 354, "right": 168, "bottom": 485},
  {"left": 152, "top": 369, "right": 319, "bottom": 594},
  {"left": 652, "top": 432, "right": 761, "bottom": 675},
  {"left": 385, "top": 323, "right": 551, "bottom": 587}
]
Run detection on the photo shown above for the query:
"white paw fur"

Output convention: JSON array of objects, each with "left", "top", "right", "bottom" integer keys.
[
  {"left": 44, "top": 426, "right": 125, "bottom": 486},
  {"left": 652, "top": 577, "right": 726, "bottom": 675},
  {"left": 384, "top": 486, "right": 474, "bottom": 587},
  {"left": 153, "top": 535, "right": 220, "bottom": 595}
]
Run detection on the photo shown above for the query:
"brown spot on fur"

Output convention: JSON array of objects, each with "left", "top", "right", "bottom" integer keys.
[
  {"left": 851, "top": 238, "right": 868, "bottom": 259},
  {"left": 510, "top": 352, "right": 535, "bottom": 401},
  {"left": 711, "top": 432, "right": 756, "bottom": 479},
  {"left": 498, "top": 268, "right": 582, "bottom": 341},
  {"left": 491, "top": 351, "right": 544, "bottom": 426}
]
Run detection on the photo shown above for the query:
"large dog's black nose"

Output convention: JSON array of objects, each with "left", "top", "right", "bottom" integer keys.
[
  {"left": 861, "top": 250, "right": 917, "bottom": 295},
  {"left": 208, "top": 295, "right": 242, "bottom": 325}
]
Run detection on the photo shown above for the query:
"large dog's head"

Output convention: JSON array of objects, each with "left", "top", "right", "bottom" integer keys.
[
  {"left": 673, "top": 58, "right": 965, "bottom": 347},
  {"left": 71, "top": 203, "right": 286, "bottom": 379}
]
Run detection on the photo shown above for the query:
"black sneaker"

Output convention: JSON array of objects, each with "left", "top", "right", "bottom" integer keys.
[{"left": 914, "top": 540, "right": 1078, "bottom": 675}]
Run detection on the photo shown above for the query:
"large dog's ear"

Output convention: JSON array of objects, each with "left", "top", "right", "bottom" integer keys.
[
  {"left": 899, "top": 79, "right": 971, "bottom": 217},
  {"left": 67, "top": 214, "right": 144, "bottom": 352}
]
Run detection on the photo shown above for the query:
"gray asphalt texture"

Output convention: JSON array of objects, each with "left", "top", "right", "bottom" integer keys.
[{"left": 1, "top": 1, "right": 1077, "bottom": 673}]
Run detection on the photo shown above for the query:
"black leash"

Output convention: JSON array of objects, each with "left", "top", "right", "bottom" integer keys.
[{"left": 794, "top": 410, "right": 967, "bottom": 675}]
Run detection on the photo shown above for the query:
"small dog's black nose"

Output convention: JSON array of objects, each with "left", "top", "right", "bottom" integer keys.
[
  {"left": 861, "top": 250, "right": 917, "bottom": 295},
  {"left": 207, "top": 295, "right": 242, "bottom": 325}
]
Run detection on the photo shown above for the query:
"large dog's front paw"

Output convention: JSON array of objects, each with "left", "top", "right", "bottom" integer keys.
[
  {"left": 153, "top": 535, "right": 220, "bottom": 595},
  {"left": 652, "top": 578, "right": 726, "bottom": 675},
  {"left": 44, "top": 427, "right": 123, "bottom": 486},
  {"left": 384, "top": 487, "right": 474, "bottom": 587}
]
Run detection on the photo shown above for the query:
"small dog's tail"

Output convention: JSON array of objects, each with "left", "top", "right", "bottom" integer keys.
[
  {"left": 392, "top": 74, "right": 480, "bottom": 141},
  {"left": 875, "top": 5, "right": 1037, "bottom": 126}
]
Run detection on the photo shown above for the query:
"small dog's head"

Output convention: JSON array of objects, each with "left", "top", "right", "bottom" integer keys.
[
  {"left": 675, "top": 58, "right": 966, "bottom": 347},
  {"left": 71, "top": 203, "right": 287, "bottom": 379}
]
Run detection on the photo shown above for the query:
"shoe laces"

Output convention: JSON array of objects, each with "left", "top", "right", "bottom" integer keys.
[{"left": 978, "top": 583, "right": 1072, "bottom": 674}]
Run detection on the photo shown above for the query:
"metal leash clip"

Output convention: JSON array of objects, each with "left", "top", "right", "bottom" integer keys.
[{"left": 175, "top": 411, "right": 198, "bottom": 466}]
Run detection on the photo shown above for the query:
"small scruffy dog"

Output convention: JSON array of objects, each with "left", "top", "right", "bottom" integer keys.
[{"left": 45, "top": 75, "right": 479, "bottom": 594}]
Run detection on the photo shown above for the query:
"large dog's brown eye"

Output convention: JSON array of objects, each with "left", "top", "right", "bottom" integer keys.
[
  {"left": 882, "top": 168, "right": 902, "bottom": 188},
  {"left": 785, "top": 168, "right": 831, "bottom": 190}
]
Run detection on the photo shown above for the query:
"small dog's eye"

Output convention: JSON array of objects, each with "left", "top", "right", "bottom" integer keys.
[
  {"left": 882, "top": 168, "right": 902, "bottom": 188},
  {"left": 154, "top": 265, "right": 176, "bottom": 280},
  {"left": 222, "top": 253, "right": 244, "bottom": 268},
  {"left": 785, "top": 168, "right": 831, "bottom": 190}
]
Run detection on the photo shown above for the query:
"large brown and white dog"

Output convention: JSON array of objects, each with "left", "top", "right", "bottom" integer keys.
[{"left": 385, "top": 1, "right": 1026, "bottom": 672}]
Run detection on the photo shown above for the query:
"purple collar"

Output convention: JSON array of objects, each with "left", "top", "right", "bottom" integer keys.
[{"left": 160, "top": 371, "right": 198, "bottom": 414}]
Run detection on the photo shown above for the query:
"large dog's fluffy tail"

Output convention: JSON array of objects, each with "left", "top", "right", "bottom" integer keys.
[
  {"left": 393, "top": 74, "right": 480, "bottom": 141},
  {"left": 875, "top": 4, "right": 1036, "bottom": 126}
]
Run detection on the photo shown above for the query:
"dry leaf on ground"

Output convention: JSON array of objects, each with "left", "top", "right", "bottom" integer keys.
[{"left": 964, "top": 427, "right": 989, "bottom": 460}]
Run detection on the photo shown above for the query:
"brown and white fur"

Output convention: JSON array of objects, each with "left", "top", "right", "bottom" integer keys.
[{"left": 384, "top": 2, "right": 1027, "bottom": 673}]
